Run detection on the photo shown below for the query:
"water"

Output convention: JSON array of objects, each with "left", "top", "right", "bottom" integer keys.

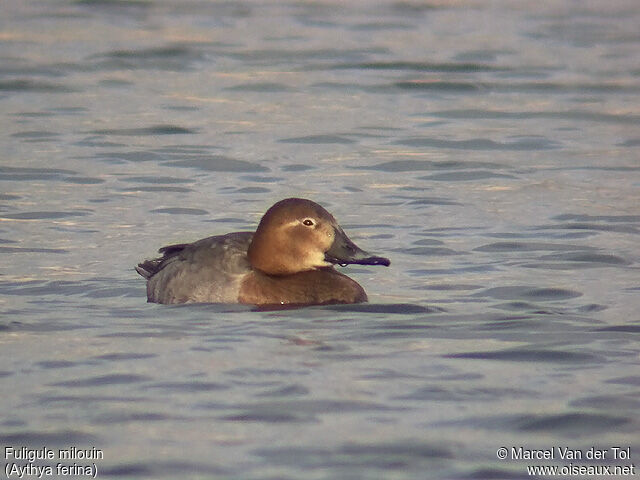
[{"left": 1, "top": 1, "right": 639, "bottom": 479}]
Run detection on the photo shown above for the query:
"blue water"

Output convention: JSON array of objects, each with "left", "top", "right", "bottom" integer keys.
[{"left": 1, "top": 1, "right": 639, "bottom": 479}]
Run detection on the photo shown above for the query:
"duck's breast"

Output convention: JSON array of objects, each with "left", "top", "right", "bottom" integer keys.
[{"left": 238, "top": 267, "right": 367, "bottom": 306}]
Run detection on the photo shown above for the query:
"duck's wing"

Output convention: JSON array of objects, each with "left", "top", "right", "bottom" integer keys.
[
  {"left": 135, "top": 233, "right": 252, "bottom": 280},
  {"left": 136, "top": 232, "right": 254, "bottom": 304}
]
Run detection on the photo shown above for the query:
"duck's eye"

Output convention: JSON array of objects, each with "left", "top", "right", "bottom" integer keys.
[{"left": 302, "top": 218, "right": 315, "bottom": 227}]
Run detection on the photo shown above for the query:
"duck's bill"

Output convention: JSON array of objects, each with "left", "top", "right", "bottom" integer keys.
[
  {"left": 324, "top": 227, "right": 390, "bottom": 267},
  {"left": 325, "top": 253, "right": 391, "bottom": 266}
]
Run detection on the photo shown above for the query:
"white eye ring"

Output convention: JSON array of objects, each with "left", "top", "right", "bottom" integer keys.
[{"left": 302, "top": 218, "right": 315, "bottom": 227}]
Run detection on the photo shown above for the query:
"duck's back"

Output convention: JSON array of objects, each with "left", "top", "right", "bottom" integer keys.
[{"left": 137, "top": 232, "right": 253, "bottom": 304}]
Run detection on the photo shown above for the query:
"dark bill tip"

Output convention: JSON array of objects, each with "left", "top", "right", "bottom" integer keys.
[{"left": 325, "top": 254, "right": 391, "bottom": 267}]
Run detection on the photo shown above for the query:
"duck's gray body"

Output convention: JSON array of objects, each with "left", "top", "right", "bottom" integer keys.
[{"left": 136, "top": 232, "right": 253, "bottom": 304}]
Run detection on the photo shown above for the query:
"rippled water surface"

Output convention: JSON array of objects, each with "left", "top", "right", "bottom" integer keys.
[{"left": 1, "top": 1, "right": 639, "bottom": 479}]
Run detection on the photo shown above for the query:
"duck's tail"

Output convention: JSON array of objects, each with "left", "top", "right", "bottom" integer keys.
[
  {"left": 135, "top": 261, "right": 157, "bottom": 279},
  {"left": 135, "top": 243, "right": 189, "bottom": 279}
]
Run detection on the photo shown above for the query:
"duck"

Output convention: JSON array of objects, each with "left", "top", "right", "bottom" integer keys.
[{"left": 135, "top": 198, "right": 390, "bottom": 307}]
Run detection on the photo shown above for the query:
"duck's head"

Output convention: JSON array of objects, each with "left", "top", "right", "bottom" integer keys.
[{"left": 247, "top": 198, "right": 390, "bottom": 275}]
